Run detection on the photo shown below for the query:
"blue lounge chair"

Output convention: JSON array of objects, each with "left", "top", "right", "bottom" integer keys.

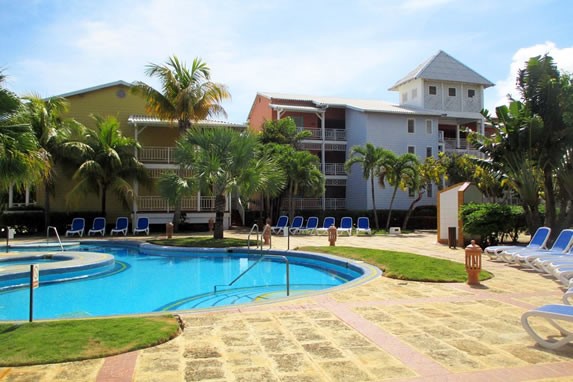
[
  {"left": 521, "top": 304, "right": 573, "bottom": 349},
  {"left": 88, "top": 217, "right": 106, "bottom": 236},
  {"left": 337, "top": 217, "right": 353, "bottom": 236},
  {"left": 289, "top": 216, "right": 304, "bottom": 235},
  {"left": 509, "top": 229, "right": 573, "bottom": 269},
  {"left": 65, "top": 218, "right": 85, "bottom": 237},
  {"left": 316, "top": 217, "right": 335, "bottom": 235},
  {"left": 302, "top": 216, "right": 319, "bottom": 235},
  {"left": 564, "top": 287, "right": 573, "bottom": 305},
  {"left": 271, "top": 216, "right": 288, "bottom": 235},
  {"left": 110, "top": 217, "right": 129, "bottom": 236},
  {"left": 133, "top": 217, "right": 150, "bottom": 235},
  {"left": 487, "top": 226, "right": 551, "bottom": 262},
  {"left": 356, "top": 217, "right": 372, "bottom": 236}
]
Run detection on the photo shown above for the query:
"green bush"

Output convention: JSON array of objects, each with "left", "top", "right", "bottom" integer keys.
[{"left": 461, "top": 203, "right": 526, "bottom": 246}]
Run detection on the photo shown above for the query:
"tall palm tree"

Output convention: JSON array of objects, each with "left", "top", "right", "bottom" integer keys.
[
  {"left": 157, "top": 171, "right": 195, "bottom": 226},
  {"left": 284, "top": 149, "right": 325, "bottom": 221},
  {"left": 380, "top": 152, "right": 419, "bottom": 230},
  {"left": 132, "top": 55, "right": 230, "bottom": 230},
  {"left": 67, "top": 115, "right": 150, "bottom": 216},
  {"left": 176, "top": 126, "right": 285, "bottom": 239},
  {"left": 344, "top": 143, "right": 391, "bottom": 230}
]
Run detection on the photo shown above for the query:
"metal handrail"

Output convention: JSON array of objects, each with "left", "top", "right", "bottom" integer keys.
[
  {"left": 214, "top": 254, "right": 290, "bottom": 296},
  {"left": 247, "top": 224, "right": 259, "bottom": 251},
  {"left": 47, "top": 226, "right": 64, "bottom": 252}
]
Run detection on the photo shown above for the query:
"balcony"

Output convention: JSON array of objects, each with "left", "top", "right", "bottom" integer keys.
[
  {"left": 281, "top": 198, "right": 346, "bottom": 210},
  {"left": 298, "top": 127, "right": 346, "bottom": 141},
  {"left": 137, "top": 196, "right": 217, "bottom": 212},
  {"left": 139, "top": 146, "right": 177, "bottom": 163},
  {"left": 324, "top": 163, "right": 346, "bottom": 176},
  {"left": 442, "top": 138, "right": 481, "bottom": 156}
]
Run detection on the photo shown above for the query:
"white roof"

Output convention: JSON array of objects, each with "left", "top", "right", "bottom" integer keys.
[
  {"left": 127, "top": 115, "right": 246, "bottom": 129},
  {"left": 55, "top": 80, "right": 132, "bottom": 98},
  {"left": 389, "top": 50, "right": 494, "bottom": 90},
  {"left": 259, "top": 92, "right": 442, "bottom": 116}
]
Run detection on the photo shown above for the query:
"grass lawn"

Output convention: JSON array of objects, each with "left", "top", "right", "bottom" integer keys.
[
  {"left": 299, "top": 246, "right": 492, "bottom": 282},
  {"left": 0, "top": 316, "right": 181, "bottom": 367},
  {"left": 150, "top": 236, "right": 254, "bottom": 248}
]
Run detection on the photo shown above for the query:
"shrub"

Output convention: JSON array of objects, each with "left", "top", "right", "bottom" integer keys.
[{"left": 461, "top": 203, "right": 525, "bottom": 246}]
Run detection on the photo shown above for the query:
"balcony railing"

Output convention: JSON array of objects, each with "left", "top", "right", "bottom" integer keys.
[
  {"left": 139, "top": 146, "right": 177, "bottom": 163},
  {"left": 324, "top": 163, "right": 346, "bottom": 176},
  {"left": 137, "top": 196, "right": 217, "bottom": 212},
  {"left": 298, "top": 127, "right": 346, "bottom": 141},
  {"left": 281, "top": 198, "right": 346, "bottom": 210},
  {"left": 443, "top": 138, "right": 481, "bottom": 156}
]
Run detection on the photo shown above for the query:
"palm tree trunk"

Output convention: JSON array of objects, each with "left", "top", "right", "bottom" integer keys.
[
  {"left": 173, "top": 200, "right": 182, "bottom": 232},
  {"left": 101, "top": 185, "right": 107, "bottom": 216},
  {"left": 543, "top": 167, "right": 556, "bottom": 235},
  {"left": 43, "top": 181, "right": 51, "bottom": 230},
  {"left": 385, "top": 186, "right": 399, "bottom": 230},
  {"left": 214, "top": 194, "right": 226, "bottom": 239},
  {"left": 370, "top": 174, "right": 379, "bottom": 230},
  {"left": 402, "top": 190, "right": 423, "bottom": 230}
]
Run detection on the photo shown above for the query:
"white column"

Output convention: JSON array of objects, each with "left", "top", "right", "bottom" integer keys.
[
  {"left": 25, "top": 186, "right": 30, "bottom": 205},
  {"left": 8, "top": 185, "right": 13, "bottom": 208},
  {"left": 456, "top": 124, "right": 460, "bottom": 149},
  {"left": 319, "top": 110, "right": 326, "bottom": 211},
  {"left": 133, "top": 123, "right": 139, "bottom": 216}
]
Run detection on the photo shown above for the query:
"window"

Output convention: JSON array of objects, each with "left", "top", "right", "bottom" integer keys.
[
  {"left": 291, "top": 116, "right": 304, "bottom": 127},
  {"left": 426, "top": 119, "right": 432, "bottom": 134},
  {"left": 411, "top": 88, "right": 418, "bottom": 99},
  {"left": 468, "top": 89, "right": 475, "bottom": 98},
  {"left": 402, "top": 92, "right": 408, "bottom": 103},
  {"left": 438, "top": 144, "right": 444, "bottom": 153},
  {"left": 408, "top": 188, "right": 415, "bottom": 197},
  {"left": 426, "top": 183, "right": 433, "bottom": 197},
  {"left": 448, "top": 87, "right": 456, "bottom": 97},
  {"left": 407, "top": 146, "right": 415, "bottom": 154},
  {"left": 407, "top": 119, "right": 415, "bottom": 133},
  {"left": 426, "top": 146, "right": 433, "bottom": 158},
  {"left": 429, "top": 86, "right": 437, "bottom": 95}
]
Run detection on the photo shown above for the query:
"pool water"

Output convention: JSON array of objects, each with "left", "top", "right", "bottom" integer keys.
[{"left": 0, "top": 245, "right": 362, "bottom": 320}]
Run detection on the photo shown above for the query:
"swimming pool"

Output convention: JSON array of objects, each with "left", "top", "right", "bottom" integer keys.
[{"left": 0, "top": 242, "right": 376, "bottom": 321}]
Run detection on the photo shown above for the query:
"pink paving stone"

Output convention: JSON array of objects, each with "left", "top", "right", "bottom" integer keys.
[{"left": 96, "top": 351, "right": 139, "bottom": 382}]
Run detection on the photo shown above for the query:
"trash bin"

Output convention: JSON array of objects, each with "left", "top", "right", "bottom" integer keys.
[
  {"left": 465, "top": 240, "right": 482, "bottom": 286},
  {"left": 448, "top": 226, "right": 457, "bottom": 248}
]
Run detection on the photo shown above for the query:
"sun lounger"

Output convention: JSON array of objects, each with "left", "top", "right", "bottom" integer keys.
[
  {"left": 289, "top": 216, "right": 304, "bottom": 235},
  {"left": 486, "top": 226, "right": 550, "bottom": 261},
  {"left": 316, "top": 217, "right": 335, "bottom": 235},
  {"left": 505, "top": 229, "right": 573, "bottom": 268},
  {"left": 563, "top": 288, "right": 573, "bottom": 305},
  {"left": 110, "top": 217, "right": 129, "bottom": 236},
  {"left": 271, "top": 216, "right": 288, "bottom": 235},
  {"left": 301, "top": 216, "right": 319, "bottom": 235},
  {"left": 88, "top": 217, "right": 106, "bottom": 236},
  {"left": 356, "top": 217, "right": 372, "bottom": 236},
  {"left": 521, "top": 304, "right": 573, "bottom": 349},
  {"left": 65, "top": 218, "right": 85, "bottom": 237},
  {"left": 133, "top": 217, "right": 150, "bottom": 235},
  {"left": 337, "top": 217, "right": 353, "bottom": 236}
]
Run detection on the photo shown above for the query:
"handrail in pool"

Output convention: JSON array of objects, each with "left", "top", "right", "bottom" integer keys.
[
  {"left": 214, "top": 254, "right": 290, "bottom": 296},
  {"left": 46, "top": 226, "right": 64, "bottom": 252}
]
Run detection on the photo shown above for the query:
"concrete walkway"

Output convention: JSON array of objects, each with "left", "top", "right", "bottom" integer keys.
[{"left": 1, "top": 231, "right": 573, "bottom": 381}]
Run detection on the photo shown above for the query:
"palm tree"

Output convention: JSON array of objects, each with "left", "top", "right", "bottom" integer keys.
[
  {"left": 284, "top": 149, "right": 325, "bottom": 221},
  {"left": 157, "top": 171, "right": 195, "bottom": 227},
  {"left": 67, "top": 115, "right": 150, "bottom": 216},
  {"left": 344, "top": 143, "right": 391, "bottom": 230},
  {"left": 176, "top": 126, "right": 285, "bottom": 239},
  {"left": 380, "top": 152, "right": 419, "bottom": 230},
  {"left": 132, "top": 55, "right": 230, "bottom": 230}
]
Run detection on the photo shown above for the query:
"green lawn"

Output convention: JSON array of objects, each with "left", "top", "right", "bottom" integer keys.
[
  {"left": 150, "top": 236, "right": 254, "bottom": 248},
  {"left": 0, "top": 316, "right": 181, "bottom": 367},
  {"left": 299, "top": 246, "right": 492, "bottom": 282}
]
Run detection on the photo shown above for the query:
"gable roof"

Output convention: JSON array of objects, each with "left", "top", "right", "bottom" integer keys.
[
  {"left": 55, "top": 80, "right": 132, "bottom": 98},
  {"left": 389, "top": 50, "right": 494, "bottom": 90}
]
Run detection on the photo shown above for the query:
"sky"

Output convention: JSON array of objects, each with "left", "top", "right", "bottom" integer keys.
[{"left": 1, "top": 0, "right": 572, "bottom": 124}]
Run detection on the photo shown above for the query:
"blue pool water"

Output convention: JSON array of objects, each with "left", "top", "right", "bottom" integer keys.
[{"left": 0, "top": 244, "right": 364, "bottom": 320}]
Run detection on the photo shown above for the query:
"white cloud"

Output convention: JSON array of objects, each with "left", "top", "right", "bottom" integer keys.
[{"left": 492, "top": 42, "right": 573, "bottom": 111}]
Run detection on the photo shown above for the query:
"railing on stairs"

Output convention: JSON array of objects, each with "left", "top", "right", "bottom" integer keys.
[{"left": 47, "top": 226, "right": 64, "bottom": 251}]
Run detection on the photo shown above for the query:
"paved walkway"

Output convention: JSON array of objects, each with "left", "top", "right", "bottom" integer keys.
[{"left": 1, "top": 231, "right": 573, "bottom": 381}]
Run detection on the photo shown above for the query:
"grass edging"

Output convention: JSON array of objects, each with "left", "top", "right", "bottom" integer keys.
[
  {"left": 0, "top": 315, "right": 182, "bottom": 367},
  {"left": 299, "top": 246, "right": 493, "bottom": 282}
]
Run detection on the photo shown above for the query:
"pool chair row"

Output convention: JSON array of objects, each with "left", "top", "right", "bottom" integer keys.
[
  {"left": 271, "top": 216, "right": 372, "bottom": 236},
  {"left": 65, "top": 217, "right": 150, "bottom": 237}
]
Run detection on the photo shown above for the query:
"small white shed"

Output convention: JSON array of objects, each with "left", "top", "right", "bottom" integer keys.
[{"left": 437, "top": 182, "right": 484, "bottom": 247}]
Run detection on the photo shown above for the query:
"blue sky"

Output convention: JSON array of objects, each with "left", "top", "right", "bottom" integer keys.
[{"left": 1, "top": 0, "right": 572, "bottom": 123}]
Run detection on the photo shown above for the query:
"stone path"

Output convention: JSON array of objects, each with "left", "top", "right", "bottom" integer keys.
[{"left": 1, "top": 231, "right": 573, "bottom": 381}]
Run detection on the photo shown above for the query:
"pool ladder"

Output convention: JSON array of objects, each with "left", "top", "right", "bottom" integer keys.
[
  {"left": 214, "top": 254, "right": 290, "bottom": 296},
  {"left": 248, "top": 223, "right": 270, "bottom": 251},
  {"left": 47, "top": 226, "right": 64, "bottom": 252}
]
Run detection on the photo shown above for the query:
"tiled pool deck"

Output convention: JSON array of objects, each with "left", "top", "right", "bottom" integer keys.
[{"left": 1, "top": 231, "right": 572, "bottom": 381}]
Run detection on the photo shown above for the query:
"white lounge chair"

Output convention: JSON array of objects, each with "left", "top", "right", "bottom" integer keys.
[
  {"left": 301, "top": 216, "right": 319, "bottom": 235},
  {"left": 521, "top": 304, "right": 573, "bottom": 349},
  {"left": 110, "top": 217, "right": 129, "bottom": 236},
  {"left": 271, "top": 216, "right": 288, "bottom": 235},
  {"left": 316, "top": 217, "right": 335, "bottom": 235},
  {"left": 486, "top": 226, "right": 550, "bottom": 261},
  {"left": 337, "top": 217, "right": 353, "bottom": 236},
  {"left": 65, "top": 218, "right": 85, "bottom": 237},
  {"left": 288, "top": 216, "right": 304, "bottom": 235},
  {"left": 564, "top": 288, "right": 573, "bottom": 305},
  {"left": 505, "top": 229, "right": 573, "bottom": 268},
  {"left": 133, "top": 217, "right": 150, "bottom": 235},
  {"left": 356, "top": 217, "right": 372, "bottom": 236},
  {"left": 88, "top": 217, "right": 106, "bottom": 236}
]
